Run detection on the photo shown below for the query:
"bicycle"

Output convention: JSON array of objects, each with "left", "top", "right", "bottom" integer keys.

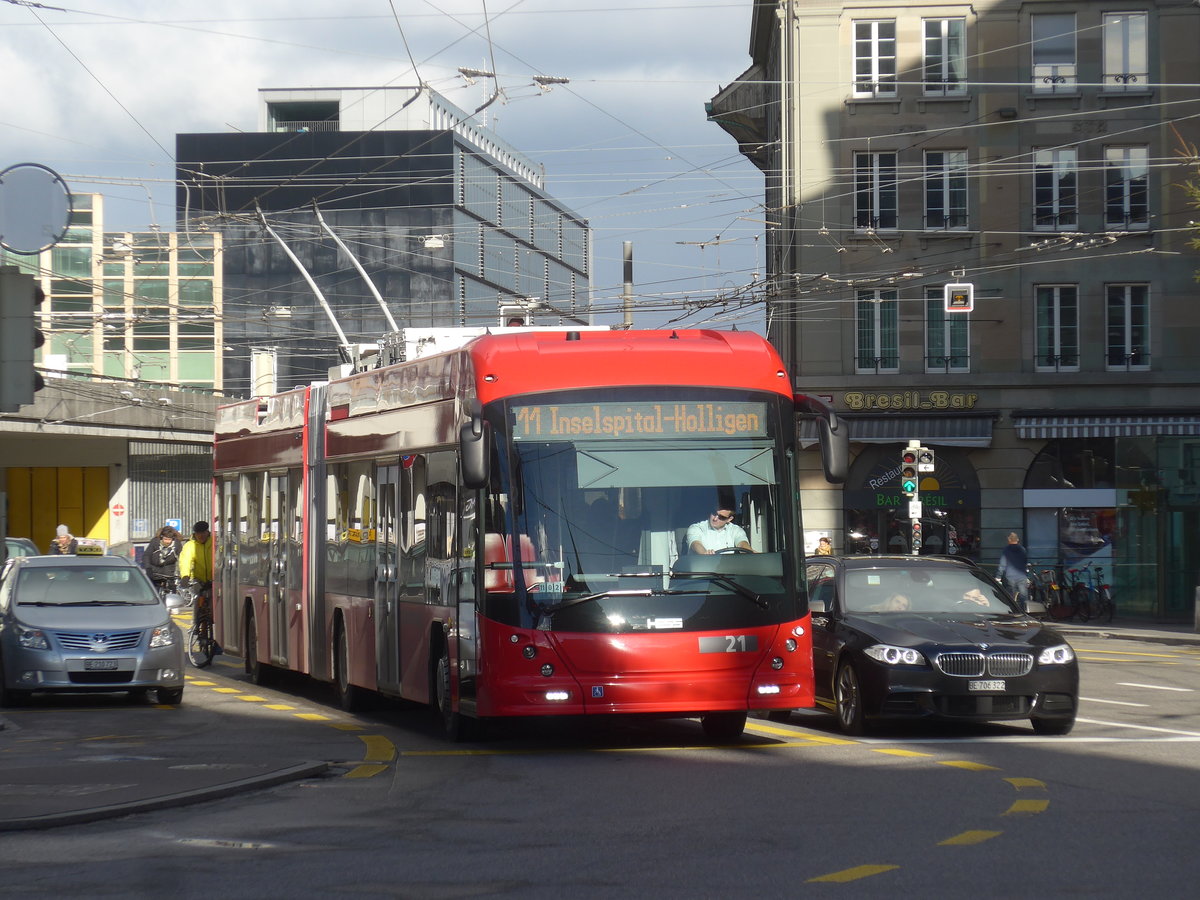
[
  {"left": 1067, "top": 562, "right": 1106, "bottom": 623},
  {"left": 1039, "top": 567, "right": 1078, "bottom": 621},
  {"left": 151, "top": 576, "right": 179, "bottom": 602},
  {"left": 1088, "top": 565, "right": 1115, "bottom": 623},
  {"left": 184, "top": 581, "right": 216, "bottom": 668}
]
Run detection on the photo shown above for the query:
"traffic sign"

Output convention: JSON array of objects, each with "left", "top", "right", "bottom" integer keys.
[{"left": 944, "top": 282, "right": 973, "bottom": 312}]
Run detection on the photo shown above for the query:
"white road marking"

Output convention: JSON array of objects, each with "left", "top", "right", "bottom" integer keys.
[
  {"left": 1116, "top": 682, "right": 1193, "bottom": 692},
  {"left": 1076, "top": 717, "right": 1200, "bottom": 737},
  {"left": 1080, "top": 697, "right": 1149, "bottom": 707}
]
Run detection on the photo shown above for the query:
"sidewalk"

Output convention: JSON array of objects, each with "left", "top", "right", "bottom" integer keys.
[
  {"left": 1051, "top": 618, "right": 1200, "bottom": 648},
  {"left": 0, "top": 693, "right": 351, "bottom": 831}
]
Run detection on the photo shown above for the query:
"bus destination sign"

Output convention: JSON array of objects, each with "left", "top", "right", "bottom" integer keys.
[{"left": 512, "top": 401, "right": 768, "bottom": 440}]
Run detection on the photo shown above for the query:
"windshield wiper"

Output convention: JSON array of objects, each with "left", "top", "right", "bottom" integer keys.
[
  {"left": 58, "top": 600, "right": 138, "bottom": 606},
  {"left": 669, "top": 572, "right": 767, "bottom": 609},
  {"left": 539, "top": 588, "right": 681, "bottom": 618}
]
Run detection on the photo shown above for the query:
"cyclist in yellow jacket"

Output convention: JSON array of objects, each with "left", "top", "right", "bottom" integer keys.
[{"left": 178, "top": 520, "right": 213, "bottom": 585}]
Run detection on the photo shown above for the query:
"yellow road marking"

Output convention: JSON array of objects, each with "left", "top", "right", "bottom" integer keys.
[
  {"left": 1005, "top": 798, "right": 1049, "bottom": 815},
  {"left": 236, "top": 695, "right": 268, "bottom": 702},
  {"left": 187, "top": 680, "right": 217, "bottom": 686},
  {"left": 358, "top": 735, "right": 396, "bottom": 763},
  {"left": 264, "top": 704, "right": 296, "bottom": 710},
  {"left": 940, "top": 830, "right": 1002, "bottom": 846},
  {"left": 745, "top": 723, "right": 857, "bottom": 745},
  {"left": 294, "top": 713, "right": 332, "bottom": 721},
  {"left": 872, "top": 748, "right": 934, "bottom": 758},
  {"left": 212, "top": 687, "right": 241, "bottom": 694},
  {"left": 1076, "top": 649, "right": 1182, "bottom": 659},
  {"left": 940, "top": 760, "right": 1001, "bottom": 772},
  {"left": 330, "top": 722, "right": 365, "bottom": 731},
  {"left": 808, "top": 865, "right": 899, "bottom": 883},
  {"left": 345, "top": 764, "right": 389, "bottom": 778},
  {"left": 1005, "top": 777, "right": 1046, "bottom": 791}
]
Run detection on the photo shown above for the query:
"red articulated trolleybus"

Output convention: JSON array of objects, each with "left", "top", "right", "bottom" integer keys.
[{"left": 212, "top": 328, "right": 847, "bottom": 740}]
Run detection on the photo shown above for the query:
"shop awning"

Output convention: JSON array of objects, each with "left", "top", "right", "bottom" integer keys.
[
  {"left": 1013, "top": 413, "right": 1200, "bottom": 439},
  {"left": 800, "top": 414, "right": 996, "bottom": 447}
]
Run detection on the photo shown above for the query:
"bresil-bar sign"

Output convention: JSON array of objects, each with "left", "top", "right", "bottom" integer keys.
[{"left": 512, "top": 402, "right": 768, "bottom": 440}]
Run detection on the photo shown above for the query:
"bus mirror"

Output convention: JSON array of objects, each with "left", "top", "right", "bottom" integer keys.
[
  {"left": 816, "top": 413, "right": 848, "bottom": 484},
  {"left": 796, "top": 394, "right": 848, "bottom": 485},
  {"left": 460, "top": 418, "right": 490, "bottom": 488}
]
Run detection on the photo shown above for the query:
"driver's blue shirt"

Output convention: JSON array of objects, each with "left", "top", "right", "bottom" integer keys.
[{"left": 686, "top": 519, "right": 750, "bottom": 553}]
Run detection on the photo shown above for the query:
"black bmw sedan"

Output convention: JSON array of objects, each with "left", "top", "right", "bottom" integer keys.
[{"left": 806, "top": 555, "right": 1078, "bottom": 736}]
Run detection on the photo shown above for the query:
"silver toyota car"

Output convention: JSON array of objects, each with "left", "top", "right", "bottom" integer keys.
[{"left": 0, "top": 554, "right": 186, "bottom": 705}]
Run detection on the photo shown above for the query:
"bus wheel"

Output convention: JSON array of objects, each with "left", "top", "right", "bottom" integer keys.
[
  {"left": 334, "top": 620, "right": 364, "bottom": 712},
  {"left": 435, "top": 647, "right": 475, "bottom": 742},
  {"left": 700, "top": 711, "right": 747, "bottom": 741}
]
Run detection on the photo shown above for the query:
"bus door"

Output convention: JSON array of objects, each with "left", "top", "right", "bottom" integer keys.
[
  {"left": 374, "top": 463, "right": 402, "bottom": 693},
  {"left": 267, "top": 472, "right": 290, "bottom": 667},
  {"left": 218, "top": 477, "right": 239, "bottom": 646}
]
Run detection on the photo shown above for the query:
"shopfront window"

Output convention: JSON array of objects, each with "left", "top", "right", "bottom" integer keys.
[{"left": 842, "top": 444, "right": 980, "bottom": 562}]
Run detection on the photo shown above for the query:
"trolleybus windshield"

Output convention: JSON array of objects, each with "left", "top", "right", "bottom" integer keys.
[{"left": 489, "top": 393, "right": 798, "bottom": 633}]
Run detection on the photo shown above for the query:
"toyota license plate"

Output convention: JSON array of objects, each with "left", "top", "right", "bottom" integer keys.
[
  {"left": 85, "top": 658, "right": 119, "bottom": 671},
  {"left": 968, "top": 679, "right": 1005, "bottom": 691}
]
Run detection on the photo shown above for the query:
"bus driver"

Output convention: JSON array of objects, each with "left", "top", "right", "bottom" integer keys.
[{"left": 688, "top": 507, "right": 754, "bottom": 555}]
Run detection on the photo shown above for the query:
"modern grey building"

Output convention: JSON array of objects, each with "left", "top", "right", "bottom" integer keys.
[
  {"left": 711, "top": 1, "right": 1200, "bottom": 619},
  {"left": 176, "top": 86, "right": 592, "bottom": 395}
]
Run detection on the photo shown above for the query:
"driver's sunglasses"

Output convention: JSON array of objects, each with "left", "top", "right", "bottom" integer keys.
[{"left": 713, "top": 512, "right": 734, "bottom": 522}]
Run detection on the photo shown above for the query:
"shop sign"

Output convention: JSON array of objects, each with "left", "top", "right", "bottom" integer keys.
[{"left": 843, "top": 391, "right": 979, "bottom": 411}]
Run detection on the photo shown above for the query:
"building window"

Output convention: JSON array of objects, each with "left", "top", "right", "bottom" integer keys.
[
  {"left": 1105, "top": 146, "right": 1149, "bottom": 230},
  {"left": 853, "top": 20, "right": 896, "bottom": 98},
  {"left": 1031, "top": 13, "right": 1076, "bottom": 93},
  {"left": 925, "top": 289, "right": 969, "bottom": 373},
  {"left": 854, "top": 152, "right": 897, "bottom": 230},
  {"left": 1103, "top": 12, "right": 1148, "bottom": 91},
  {"left": 1035, "top": 284, "right": 1079, "bottom": 372},
  {"left": 1033, "top": 148, "right": 1077, "bottom": 230},
  {"left": 923, "top": 17, "right": 966, "bottom": 96},
  {"left": 855, "top": 290, "right": 898, "bottom": 374},
  {"left": 1106, "top": 284, "right": 1150, "bottom": 370},
  {"left": 924, "top": 150, "right": 968, "bottom": 229}
]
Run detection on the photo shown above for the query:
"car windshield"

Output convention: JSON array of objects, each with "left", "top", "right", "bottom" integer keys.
[
  {"left": 843, "top": 565, "right": 1017, "bottom": 615},
  {"left": 15, "top": 567, "right": 158, "bottom": 606}
]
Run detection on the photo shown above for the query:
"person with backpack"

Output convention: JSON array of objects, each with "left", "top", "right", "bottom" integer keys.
[{"left": 143, "top": 525, "right": 181, "bottom": 597}]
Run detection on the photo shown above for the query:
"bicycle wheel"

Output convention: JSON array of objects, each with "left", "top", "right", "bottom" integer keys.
[
  {"left": 1047, "top": 586, "right": 1075, "bottom": 621},
  {"left": 187, "top": 619, "right": 215, "bottom": 668},
  {"left": 1098, "top": 587, "right": 1115, "bottom": 623},
  {"left": 1072, "top": 584, "right": 1093, "bottom": 622}
]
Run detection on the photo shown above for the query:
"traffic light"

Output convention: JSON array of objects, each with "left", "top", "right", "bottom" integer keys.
[
  {"left": 911, "top": 520, "right": 923, "bottom": 552},
  {"left": 917, "top": 446, "right": 935, "bottom": 473},
  {"left": 499, "top": 304, "right": 530, "bottom": 326},
  {"left": 900, "top": 445, "right": 918, "bottom": 498},
  {"left": 0, "top": 266, "right": 44, "bottom": 413}
]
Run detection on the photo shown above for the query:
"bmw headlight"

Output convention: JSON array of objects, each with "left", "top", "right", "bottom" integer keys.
[
  {"left": 149, "top": 624, "right": 175, "bottom": 649},
  {"left": 16, "top": 624, "right": 49, "bottom": 650},
  {"left": 1038, "top": 644, "right": 1075, "bottom": 665},
  {"left": 863, "top": 644, "right": 927, "bottom": 666}
]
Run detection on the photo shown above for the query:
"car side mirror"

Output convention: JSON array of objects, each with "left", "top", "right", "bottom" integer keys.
[{"left": 164, "top": 592, "right": 185, "bottom": 610}]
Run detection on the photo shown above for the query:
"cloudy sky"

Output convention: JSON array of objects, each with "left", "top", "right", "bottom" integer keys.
[{"left": 0, "top": 0, "right": 770, "bottom": 330}]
